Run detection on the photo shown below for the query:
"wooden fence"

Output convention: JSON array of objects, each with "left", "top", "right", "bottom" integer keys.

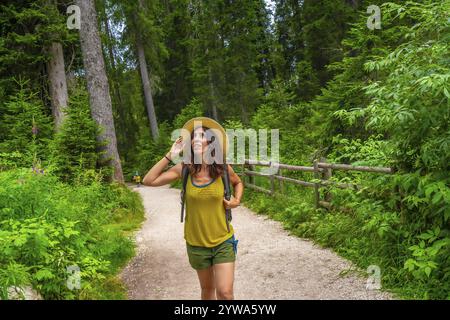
[{"left": 235, "top": 159, "right": 393, "bottom": 209}]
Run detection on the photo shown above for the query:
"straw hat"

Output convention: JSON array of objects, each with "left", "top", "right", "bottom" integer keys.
[{"left": 181, "top": 117, "right": 228, "bottom": 161}]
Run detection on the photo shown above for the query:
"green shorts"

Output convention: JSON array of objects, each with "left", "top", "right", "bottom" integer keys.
[{"left": 186, "top": 235, "right": 237, "bottom": 270}]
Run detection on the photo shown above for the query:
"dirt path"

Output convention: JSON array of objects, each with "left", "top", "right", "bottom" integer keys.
[{"left": 120, "top": 185, "right": 393, "bottom": 300}]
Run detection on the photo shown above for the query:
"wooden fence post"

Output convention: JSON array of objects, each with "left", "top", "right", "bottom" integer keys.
[
  {"left": 270, "top": 166, "right": 275, "bottom": 196},
  {"left": 249, "top": 164, "right": 255, "bottom": 185},
  {"left": 313, "top": 159, "right": 320, "bottom": 208},
  {"left": 321, "top": 157, "right": 332, "bottom": 203},
  {"left": 278, "top": 168, "right": 284, "bottom": 194}
]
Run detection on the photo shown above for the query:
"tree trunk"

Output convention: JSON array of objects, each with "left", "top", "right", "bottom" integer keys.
[
  {"left": 208, "top": 66, "right": 219, "bottom": 121},
  {"left": 347, "top": 0, "right": 359, "bottom": 9},
  {"left": 212, "top": 102, "right": 219, "bottom": 121},
  {"left": 136, "top": 37, "right": 159, "bottom": 140},
  {"left": 136, "top": 0, "right": 159, "bottom": 140},
  {"left": 46, "top": 41, "right": 69, "bottom": 131},
  {"left": 102, "top": 5, "right": 129, "bottom": 144},
  {"left": 76, "top": 0, "right": 124, "bottom": 182}
]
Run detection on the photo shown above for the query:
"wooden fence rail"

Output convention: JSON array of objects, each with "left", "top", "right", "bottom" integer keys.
[{"left": 235, "top": 159, "right": 393, "bottom": 209}]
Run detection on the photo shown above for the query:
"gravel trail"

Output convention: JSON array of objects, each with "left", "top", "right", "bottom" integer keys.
[{"left": 120, "top": 185, "right": 392, "bottom": 300}]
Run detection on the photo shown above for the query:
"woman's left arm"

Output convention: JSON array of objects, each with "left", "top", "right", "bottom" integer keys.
[{"left": 223, "top": 164, "right": 244, "bottom": 209}]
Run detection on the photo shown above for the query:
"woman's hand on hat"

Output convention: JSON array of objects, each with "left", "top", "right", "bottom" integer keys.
[
  {"left": 223, "top": 195, "right": 240, "bottom": 209},
  {"left": 168, "top": 136, "right": 185, "bottom": 159}
]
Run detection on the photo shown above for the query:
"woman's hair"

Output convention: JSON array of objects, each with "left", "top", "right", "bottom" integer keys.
[{"left": 184, "top": 125, "right": 224, "bottom": 179}]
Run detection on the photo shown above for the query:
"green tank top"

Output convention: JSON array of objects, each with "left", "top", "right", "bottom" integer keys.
[{"left": 184, "top": 174, "right": 234, "bottom": 247}]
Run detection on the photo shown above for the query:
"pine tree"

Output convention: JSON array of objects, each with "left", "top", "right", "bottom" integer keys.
[
  {"left": 0, "top": 79, "right": 53, "bottom": 168},
  {"left": 117, "top": 0, "right": 169, "bottom": 140},
  {"left": 272, "top": 0, "right": 363, "bottom": 102},
  {"left": 48, "top": 83, "right": 101, "bottom": 182},
  {"left": 155, "top": 0, "right": 194, "bottom": 122},
  {"left": 190, "top": 0, "right": 271, "bottom": 123}
]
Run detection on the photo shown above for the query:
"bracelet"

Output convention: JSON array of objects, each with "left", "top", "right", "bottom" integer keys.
[{"left": 164, "top": 155, "right": 172, "bottom": 163}]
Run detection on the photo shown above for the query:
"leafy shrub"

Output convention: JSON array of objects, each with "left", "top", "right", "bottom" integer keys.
[
  {"left": 243, "top": 0, "right": 450, "bottom": 299},
  {"left": 0, "top": 169, "right": 144, "bottom": 299}
]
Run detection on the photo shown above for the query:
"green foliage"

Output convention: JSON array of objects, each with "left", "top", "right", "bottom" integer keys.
[
  {"left": 358, "top": 1, "right": 449, "bottom": 173},
  {"left": 0, "top": 0, "right": 77, "bottom": 94},
  {"left": 190, "top": 0, "right": 269, "bottom": 122},
  {"left": 154, "top": 0, "right": 193, "bottom": 121},
  {"left": 332, "top": 2, "right": 449, "bottom": 298},
  {"left": 172, "top": 98, "right": 204, "bottom": 129},
  {"left": 0, "top": 79, "right": 53, "bottom": 169},
  {"left": 251, "top": 81, "right": 315, "bottom": 164},
  {"left": 0, "top": 262, "right": 31, "bottom": 300},
  {"left": 0, "top": 169, "right": 145, "bottom": 299},
  {"left": 0, "top": 152, "right": 23, "bottom": 171},
  {"left": 242, "top": 0, "right": 450, "bottom": 299},
  {"left": 47, "top": 84, "right": 102, "bottom": 183},
  {"left": 328, "top": 135, "right": 392, "bottom": 167},
  {"left": 119, "top": 0, "right": 168, "bottom": 79},
  {"left": 404, "top": 228, "right": 449, "bottom": 281},
  {"left": 272, "top": 0, "right": 370, "bottom": 101},
  {"left": 123, "top": 121, "right": 172, "bottom": 181}
]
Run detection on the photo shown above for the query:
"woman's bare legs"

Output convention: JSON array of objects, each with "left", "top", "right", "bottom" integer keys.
[
  {"left": 196, "top": 266, "right": 216, "bottom": 300},
  {"left": 214, "top": 262, "right": 235, "bottom": 300}
]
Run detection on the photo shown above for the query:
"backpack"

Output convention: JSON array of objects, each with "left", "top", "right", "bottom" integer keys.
[{"left": 180, "top": 163, "right": 232, "bottom": 232}]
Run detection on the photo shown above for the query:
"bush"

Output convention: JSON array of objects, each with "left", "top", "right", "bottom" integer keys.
[
  {"left": 0, "top": 168, "right": 144, "bottom": 299},
  {"left": 47, "top": 84, "right": 102, "bottom": 183},
  {"left": 242, "top": 1, "right": 450, "bottom": 299},
  {"left": 0, "top": 79, "right": 53, "bottom": 169}
]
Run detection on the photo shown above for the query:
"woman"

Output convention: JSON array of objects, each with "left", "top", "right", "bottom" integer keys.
[{"left": 142, "top": 117, "right": 244, "bottom": 300}]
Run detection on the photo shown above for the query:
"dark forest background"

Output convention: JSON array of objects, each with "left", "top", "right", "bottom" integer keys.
[{"left": 0, "top": 0, "right": 448, "bottom": 299}]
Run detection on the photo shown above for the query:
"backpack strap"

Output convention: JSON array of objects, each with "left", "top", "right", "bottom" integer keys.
[
  {"left": 222, "top": 164, "right": 232, "bottom": 232},
  {"left": 180, "top": 163, "right": 189, "bottom": 223}
]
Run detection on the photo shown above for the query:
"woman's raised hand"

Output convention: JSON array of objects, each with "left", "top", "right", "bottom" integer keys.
[
  {"left": 143, "top": 137, "right": 185, "bottom": 186},
  {"left": 168, "top": 136, "right": 185, "bottom": 159}
]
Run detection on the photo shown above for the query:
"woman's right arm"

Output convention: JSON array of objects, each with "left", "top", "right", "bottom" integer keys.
[{"left": 142, "top": 138, "right": 184, "bottom": 186}]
